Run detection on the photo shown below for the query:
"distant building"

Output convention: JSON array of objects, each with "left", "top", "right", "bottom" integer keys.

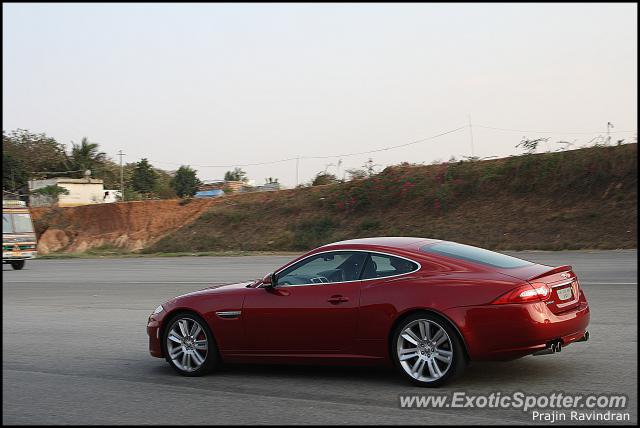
[
  {"left": 223, "top": 181, "right": 246, "bottom": 193},
  {"left": 197, "top": 180, "right": 250, "bottom": 194},
  {"left": 255, "top": 182, "right": 281, "bottom": 192},
  {"left": 195, "top": 189, "right": 224, "bottom": 198},
  {"left": 198, "top": 180, "right": 225, "bottom": 192},
  {"left": 196, "top": 179, "right": 278, "bottom": 195},
  {"left": 28, "top": 177, "right": 105, "bottom": 207}
]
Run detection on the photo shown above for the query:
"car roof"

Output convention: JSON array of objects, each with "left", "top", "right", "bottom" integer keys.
[{"left": 320, "top": 237, "right": 440, "bottom": 252}]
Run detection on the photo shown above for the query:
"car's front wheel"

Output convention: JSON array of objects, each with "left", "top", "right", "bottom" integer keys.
[
  {"left": 391, "top": 313, "right": 466, "bottom": 387},
  {"left": 163, "top": 312, "right": 219, "bottom": 376}
]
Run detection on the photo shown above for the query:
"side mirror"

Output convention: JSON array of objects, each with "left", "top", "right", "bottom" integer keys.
[{"left": 262, "top": 272, "right": 275, "bottom": 288}]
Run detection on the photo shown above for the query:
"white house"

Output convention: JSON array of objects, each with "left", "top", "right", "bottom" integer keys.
[{"left": 28, "top": 177, "right": 106, "bottom": 207}]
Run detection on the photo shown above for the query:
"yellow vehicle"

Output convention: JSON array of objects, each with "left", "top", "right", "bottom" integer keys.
[{"left": 3, "top": 200, "right": 37, "bottom": 270}]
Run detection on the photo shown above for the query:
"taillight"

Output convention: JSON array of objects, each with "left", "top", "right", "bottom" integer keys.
[{"left": 492, "top": 282, "right": 551, "bottom": 304}]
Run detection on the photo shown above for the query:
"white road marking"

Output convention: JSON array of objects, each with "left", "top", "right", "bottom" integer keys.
[{"left": 580, "top": 282, "right": 637, "bottom": 285}]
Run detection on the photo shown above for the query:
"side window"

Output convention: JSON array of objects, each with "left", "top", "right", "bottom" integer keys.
[
  {"left": 361, "top": 253, "right": 419, "bottom": 280},
  {"left": 276, "top": 252, "right": 368, "bottom": 286}
]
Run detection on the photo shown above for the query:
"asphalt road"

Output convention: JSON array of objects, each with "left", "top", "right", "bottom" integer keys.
[{"left": 2, "top": 250, "right": 637, "bottom": 425}]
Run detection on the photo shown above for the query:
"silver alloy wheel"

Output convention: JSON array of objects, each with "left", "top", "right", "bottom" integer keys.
[
  {"left": 397, "top": 319, "right": 453, "bottom": 382},
  {"left": 166, "top": 317, "right": 208, "bottom": 372}
]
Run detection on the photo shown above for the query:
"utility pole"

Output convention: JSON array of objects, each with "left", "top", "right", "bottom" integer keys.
[
  {"left": 295, "top": 157, "right": 300, "bottom": 187},
  {"left": 607, "top": 122, "right": 614, "bottom": 145},
  {"left": 117, "top": 150, "right": 126, "bottom": 202},
  {"left": 468, "top": 114, "right": 475, "bottom": 157}
]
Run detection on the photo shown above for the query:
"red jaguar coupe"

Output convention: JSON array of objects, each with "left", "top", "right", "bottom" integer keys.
[{"left": 147, "top": 237, "right": 590, "bottom": 387}]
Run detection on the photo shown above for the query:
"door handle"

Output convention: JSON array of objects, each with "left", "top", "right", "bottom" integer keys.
[{"left": 327, "top": 295, "right": 349, "bottom": 304}]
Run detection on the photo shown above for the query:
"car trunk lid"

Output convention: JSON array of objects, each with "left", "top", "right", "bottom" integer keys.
[{"left": 500, "top": 264, "right": 581, "bottom": 314}]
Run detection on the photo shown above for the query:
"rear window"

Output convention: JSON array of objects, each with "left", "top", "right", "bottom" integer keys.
[
  {"left": 361, "top": 253, "right": 419, "bottom": 280},
  {"left": 420, "top": 242, "right": 533, "bottom": 268}
]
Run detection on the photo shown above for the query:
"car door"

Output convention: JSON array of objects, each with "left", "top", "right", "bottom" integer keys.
[
  {"left": 357, "top": 252, "right": 422, "bottom": 346},
  {"left": 242, "top": 251, "right": 367, "bottom": 353}
]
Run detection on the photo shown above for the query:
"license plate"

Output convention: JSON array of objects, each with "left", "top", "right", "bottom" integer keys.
[{"left": 557, "top": 287, "right": 573, "bottom": 301}]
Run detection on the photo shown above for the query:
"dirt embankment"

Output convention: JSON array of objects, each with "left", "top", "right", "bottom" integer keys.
[
  {"left": 31, "top": 199, "right": 218, "bottom": 254},
  {"left": 146, "top": 144, "right": 637, "bottom": 252},
  {"left": 33, "top": 144, "right": 637, "bottom": 254}
]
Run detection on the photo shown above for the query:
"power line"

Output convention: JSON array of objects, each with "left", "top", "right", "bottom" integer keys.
[
  {"left": 152, "top": 157, "right": 300, "bottom": 168},
  {"left": 150, "top": 125, "right": 468, "bottom": 167},
  {"left": 146, "top": 123, "right": 636, "bottom": 169},
  {"left": 303, "top": 125, "right": 468, "bottom": 160}
]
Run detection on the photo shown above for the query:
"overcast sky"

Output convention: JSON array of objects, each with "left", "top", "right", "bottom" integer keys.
[{"left": 3, "top": 3, "right": 637, "bottom": 186}]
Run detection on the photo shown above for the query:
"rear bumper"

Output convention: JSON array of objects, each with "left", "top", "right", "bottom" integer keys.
[{"left": 445, "top": 290, "right": 590, "bottom": 361}]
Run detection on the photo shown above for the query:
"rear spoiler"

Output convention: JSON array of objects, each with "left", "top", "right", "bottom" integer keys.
[{"left": 527, "top": 265, "right": 573, "bottom": 281}]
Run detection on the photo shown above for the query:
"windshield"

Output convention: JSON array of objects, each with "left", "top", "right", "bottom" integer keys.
[
  {"left": 421, "top": 242, "right": 533, "bottom": 269},
  {"left": 2, "top": 214, "right": 12, "bottom": 233},
  {"left": 3, "top": 213, "right": 34, "bottom": 234}
]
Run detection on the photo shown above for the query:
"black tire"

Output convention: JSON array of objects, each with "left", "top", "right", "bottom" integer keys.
[
  {"left": 162, "top": 312, "right": 219, "bottom": 376},
  {"left": 10, "top": 260, "right": 25, "bottom": 270},
  {"left": 391, "top": 312, "right": 466, "bottom": 387}
]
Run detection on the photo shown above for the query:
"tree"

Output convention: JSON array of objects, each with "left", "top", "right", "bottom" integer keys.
[
  {"left": 154, "top": 168, "right": 178, "bottom": 199},
  {"left": 66, "top": 137, "right": 107, "bottom": 174},
  {"left": 516, "top": 137, "right": 549, "bottom": 154},
  {"left": 2, "top": 129, "right": 67, "bottom": 190},
  {"left": 224, "top": 167, "right": 248, "bottom": 182},
  {"left": 30, "top": 184, "right": 70, "bottom": 198},
  {"left": 30, "top": 185, "right": 70, "bottom": 206},
  {"left": 2, "top": 151, "right": 28, "bottom": 191},
  {"left": 96, "top": 159, "right": 123, "bottom": 189},
  {"left": 171, "top": 166, "right": 201, "bottom": 198},
  {"left": 345, "top": 168, "right": 367, "bottom": 180},
  {"left": 131, "top": 158, "right": 158, "bottom": 195},
  {"left": 362, "top": 158, "right": 379, "bottom": 177},
  {"left": 311, "top": 172, "right": 339, "bottom": 186}
]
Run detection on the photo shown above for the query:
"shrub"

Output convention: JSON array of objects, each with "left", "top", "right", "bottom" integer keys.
[
  {"left": 290, "top": 216, "right": 338, "bottom": 250},
  {"left": 359, "top": 219, "right": 381, "bottom": 231}
]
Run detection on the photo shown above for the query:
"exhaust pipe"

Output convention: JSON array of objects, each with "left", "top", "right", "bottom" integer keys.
[
  {"left": 532, "top": 339, "right": 563, "bottom": 356},
  {"left": 533, "top": 333, "right": 588, "bottom": 357}
]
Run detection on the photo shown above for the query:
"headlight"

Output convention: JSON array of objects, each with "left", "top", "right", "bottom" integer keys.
[{"left": 152, "top": 305, "right": 164, "bottom": 315}]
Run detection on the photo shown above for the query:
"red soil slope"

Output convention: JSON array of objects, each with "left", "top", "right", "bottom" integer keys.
[{"left": 30, "top": 199, "right": 217, "bottom": 254}]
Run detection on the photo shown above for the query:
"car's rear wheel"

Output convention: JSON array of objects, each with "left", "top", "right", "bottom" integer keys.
[
  {"left": 163, "top": 313, "right": 219, "bottom": 376},
  {"left": 391, "top": 313, "right": 466, "bottom": 387},
  {"left": 10, "top": 260, "right": 25, "bottom": 270}
]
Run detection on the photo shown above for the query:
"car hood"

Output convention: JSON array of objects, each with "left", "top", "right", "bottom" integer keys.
[{"left": 173, "top": 280, "right": 255, "bottom": 300}]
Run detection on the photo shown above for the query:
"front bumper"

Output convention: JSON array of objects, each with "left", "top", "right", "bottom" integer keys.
[
  {"left": 445, "top": 290, "right": 590, "bottom": 361},
  {"left": 147, "top": 314, "right": 165, "bottom": 358},
  {"left": 3, "top": 251, "right": 37, "bottom": 261}
]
